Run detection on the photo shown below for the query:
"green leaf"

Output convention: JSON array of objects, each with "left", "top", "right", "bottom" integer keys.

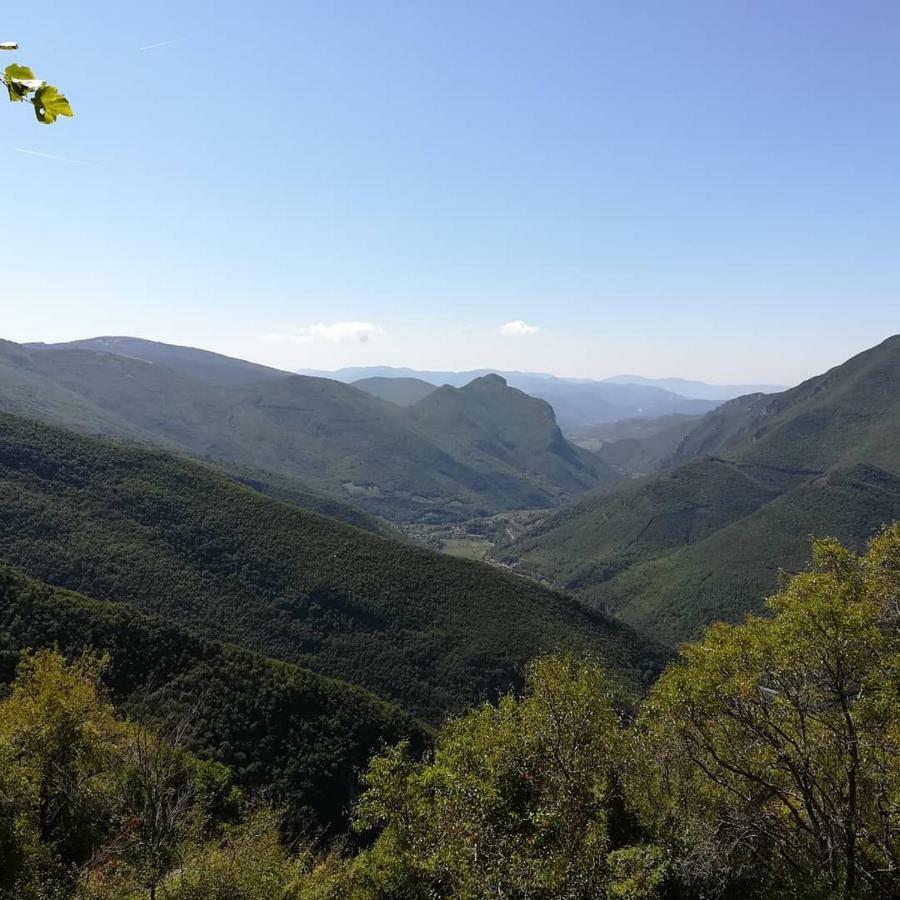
[
  {"left": 4, "top": 64, "right": 39, "bottom": 101},
  {"left": 0, "top": 42, "right": 19, "bottom": 51},
  {"left": 33, "top": 84, "right": 72, "bottom": 124}
]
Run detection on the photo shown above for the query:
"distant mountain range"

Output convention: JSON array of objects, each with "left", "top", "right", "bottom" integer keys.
[
  {"left": 499, "top": 334, "right": 900, "bottom": 645},
  {"left": 353, "top": 375, "right": 437, "bottom": 406},
  {"left": 4, "top": 328, "right": 898, "bottom": 838},
  {"left": 602, "top": 374, "right": 786, "bottom": 402},
  {"left": 325, "top": 365, "right": 785, "bottom": 403},
  {"left": 301, "top": 365, "right": 734, "bottom": 428},
  {"left": 2, "top": 336, "right": 611, "bottom": 522}
]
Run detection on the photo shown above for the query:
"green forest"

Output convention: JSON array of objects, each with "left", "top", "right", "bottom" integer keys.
[
  {"left": 3, "top": 527, "right": 899, "bottom": 898},
  {"left": 6, "top": 7, "right": 899, "bottom": 897},
  {"left": 0, "top": 412, "right": 665, "bottom": 719}
]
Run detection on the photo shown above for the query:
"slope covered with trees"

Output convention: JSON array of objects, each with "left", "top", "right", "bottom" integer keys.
[
  {"left": 6, "top": 528, "right": 900, "bottom": 898},
  {"left": 504, "top": 336, "right": 900, "bottom": 644},
  {"left": 0, "top": 340, "right": 612, "bottom": 522},
  {"left": 310, "top": 526, "right": 900, "bottom": 898},
  {"left": 0, "top": 647, "right": 354, "bottom": 899},
  {"left": 28, "top": 335, "right": 292, "bottom": 387},
  {"left": 0, "top": 565, "right": 423, "bottom": 833},
  {"left": 0, "top": 414, "right": 666, "bottom": 721},
  {"left": 409, "top": 374, "right": 612, "bottom": 497}
]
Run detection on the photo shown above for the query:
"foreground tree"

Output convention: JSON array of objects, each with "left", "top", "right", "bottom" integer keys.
[
  {"left": 0, "top": 650, "right": 122, "bottom": 897},
  {"left": 634, "top": 525, "right": 900, "bottom": 898},
  {"left": 2, "top": 41, "right": 72, "bottom": 123},
  {"left": 340, "top": 655, "right": 666, "bottom": 899},
  {"left": 0, "top": 649, "right": 302, "bottom": 900}
]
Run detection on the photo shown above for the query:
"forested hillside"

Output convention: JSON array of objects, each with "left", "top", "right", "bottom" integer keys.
[
  {"left": 0, "top": 566, "right": 422, "bottom": 832},
  {"left": 0, "top": 414, "right": 666, "bottom": 721},
  {"left": 409, "top": 374, "right": 611, "bottom": 493},
  {"left": 0, "top": 339, "right": 611, "bottom": 521},
  {"left": 504, "top": 336, "right": 900, "bottom": 644},
  {"left": 7, "top": 528, "right": 899, "bottom": 899}
]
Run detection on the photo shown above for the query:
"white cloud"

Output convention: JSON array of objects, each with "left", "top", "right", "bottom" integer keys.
[
  {"left": 262, "top": 321, "right": 384, "bottom": 344},
  {"left": 498, "top": 320, "right": 540, "bottom": 336}
]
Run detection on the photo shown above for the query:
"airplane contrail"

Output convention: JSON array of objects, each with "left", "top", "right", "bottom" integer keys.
[
  {"left": 139, "top": 37, "right": 188, "bottom": 51},
  {"left": 13, "top": 147, "right": 93, "bottom": 165}
]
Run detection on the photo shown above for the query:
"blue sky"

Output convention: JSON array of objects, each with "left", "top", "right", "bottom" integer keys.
[{"left": 3, "top": 1, "right": 899, "bottom": 383}]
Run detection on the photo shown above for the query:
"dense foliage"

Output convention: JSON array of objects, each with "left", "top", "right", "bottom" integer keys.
[
  {"left": 506, "top": 335, "right": 900, "bottom": 643},
  {"left": 0, "top": 413, "right": 666, "bottom": 721},
  {"left": 335, "top": 655, "right": 664, "bottom": 899},
  {"left": 4, "top": 528, "right": 900, "bottom": 897},
  {"left": 353, "top": 376, "right": 438, "bottom": 407},
  {"left": 0, "top": 648, "right": 316, "bottom": 900},
  {"left": 632, "top": 524, "right": 900, "bottom": 897},
  {"left": 0, "top": 565, "right": 423, "bottom": 833},
  {"left": 312, "top": 525, "right": 900, "bottom": 898}
]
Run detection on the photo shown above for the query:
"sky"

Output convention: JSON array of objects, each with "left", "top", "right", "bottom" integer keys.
[{"left": 2, "top": 1, "right": 899, "bottom": 385}]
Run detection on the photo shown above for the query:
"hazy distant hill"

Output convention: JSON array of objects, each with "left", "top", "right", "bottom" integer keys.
[
  {"left": 29, "top": 336, "right": 292, "bottom": 387},
  {"left": 305, "top": 365, "right": 717, "bottom": 427},
  {"left": 502, "top": 335, "right": 900, "bottom": 645},
  {"left": 603, "top": 374, "right": 786, "bottom": 402},
  {"left": 570, "top": 414, "right": 705, "bottom": 475},
  {"left": 0, "top": 413, "right": 667, "bottom": 721},
  {"left": 0, "top": 339, "right": 610, "bottom": 522},
  {"left": 354, "top": 375, "right": 437, "bottom": 405}
]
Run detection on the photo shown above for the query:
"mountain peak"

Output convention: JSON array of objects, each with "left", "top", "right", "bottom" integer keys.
[{"left": 470, "top": 373, "right": 507, "bottom": 388}]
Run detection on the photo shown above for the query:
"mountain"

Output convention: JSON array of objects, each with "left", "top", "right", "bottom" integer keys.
[
  {"left": 603, "top": 374, "right": 786, "bottom": 402},
  {"left": 500, "top": 335, "right": 900, "bottom": 645},
  {"left": 0, "top": 564, "right": 422, "bottom": 832},
  {"left": 596, "top": 463, "right": 900, "bottom": 643},
  {"left": 0, "top": 339, "right": 610, "bottom": 522},
  {"left": 27, "top": 335, "right": 292, "bottom": 387},
  {"left": 306, "top": 365, "right": 717, "bottom": 427},
  {"left": 409, "top": 375, "right": 610, "bottom": 495},
  {"left": 0, "top": 413, "right": 668, "bottom": 721},
  {"left": 353, "top": 376, "right": 437, "bottom": 406},
  {"left": 500, "top": 374, "right": 715, "bottom": 430},
  {"left": 569, "top": 414, "right": 706, "bottom": 476}
]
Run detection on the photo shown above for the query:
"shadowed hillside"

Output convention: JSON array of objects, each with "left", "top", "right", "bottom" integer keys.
[
  {"left": 0, "top": 414, "right": 667, "bottom": 721},
  {"left": 0, "top": 564, "right": 423, "bottom": 831}
]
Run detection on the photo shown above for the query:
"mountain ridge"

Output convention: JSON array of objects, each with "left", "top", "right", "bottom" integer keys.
[
  {"left": 0, "top": 339, "right": 610, "bottom": 522},
  {"left": 603, "top": 373, "right": 786, "bottom": 401},
  {"left": 501, "top": 334, "right": 900, "bottom": 644},
  {"left": 300, "top": 364, "right": 718, "bottom": 427}
]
